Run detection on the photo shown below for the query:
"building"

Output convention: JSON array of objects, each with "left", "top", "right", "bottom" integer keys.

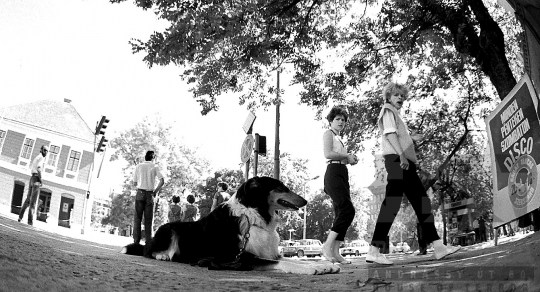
[
  {"left": 0, "top": 99, "right": 95, "bottom": 231},
  {"left": 367, "top": 154, "right": 386, "bottom": 222},
  {"left": 92, "top": 196, "right": 112, "bottom": 221}
]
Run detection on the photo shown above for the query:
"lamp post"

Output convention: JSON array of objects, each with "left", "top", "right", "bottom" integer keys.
[
  {"left": 303, "top": 175, "right": 320, "bottom": 240},
  {"left": 288, "top": 228, "right": 295, "bottom": 240}
]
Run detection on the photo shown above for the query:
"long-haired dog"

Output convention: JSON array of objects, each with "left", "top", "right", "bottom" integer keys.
[{"left": 121, "top": 176, "right": 339, "bottom": 275}]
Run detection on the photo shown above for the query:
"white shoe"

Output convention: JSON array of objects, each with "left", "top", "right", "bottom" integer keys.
[
  {"left": 434, "top": 245, "right": 461, "bottom": 260},
  {"left": 365, "top": 246, "right": 393, "bottom": 265}
]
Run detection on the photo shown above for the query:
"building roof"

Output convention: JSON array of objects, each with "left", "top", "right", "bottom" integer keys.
[{"left": 0, "top": 100, "right": 95, "bottom": 142}]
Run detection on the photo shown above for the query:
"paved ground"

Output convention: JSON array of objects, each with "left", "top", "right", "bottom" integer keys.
[{"left": 0, "top": 212, "right": 538, "bottom": 292}]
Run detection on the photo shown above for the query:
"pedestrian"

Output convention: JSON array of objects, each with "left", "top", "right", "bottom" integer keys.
[
  {"left": 18, "top": 145, "right": 49, "bottom": 225},
  {"left": 132, "top": 150, "right": 165, "bottom": 244},
  {"left": 473, "top": 217, "right": 480, "bottom": 243},
  {"left": 478, "top": 216, "right": 487, "bottom": 242},
  {"left": 366, "top": 81, "right": 460, "bottom": 265},
  {"left": 182, "top": 194, "right": 199, "bottom": 222},
  {"left": 211, "top": 182, "right": 229, "bottom": 212},
  {"left": 168, "top": 195, "right": 182, "bottom": 223},
  {"left": 321, "top": 106, "right": 359, "bottom": 264}
]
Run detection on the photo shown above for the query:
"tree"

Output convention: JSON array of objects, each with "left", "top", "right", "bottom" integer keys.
[
  {"left": 106, "top": 115, "right": 211, "bottom": 231},
  {"left": 111, "top": 0, "right": 521, "bottom": 113},
  {"left": 102, "top": 192, "right": 134, "bottom": 231}
]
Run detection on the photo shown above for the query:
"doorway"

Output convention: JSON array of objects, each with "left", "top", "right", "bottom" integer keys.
[
  {"left": 58, "top": 196, "right": 74, "bottom": 228},
  {"left": 38, "top": 190, "right": 52, "bottom": 222},
  {"left": 10, "top": 181, "right": 25, "bottom": 215}
]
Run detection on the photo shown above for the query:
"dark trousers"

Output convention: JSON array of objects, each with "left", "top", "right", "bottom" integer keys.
[
  {"left": 19, "top": 175, "right": 41, "bottom": 224},
  {"left": 324, "top": 164, "right": 355, "bottom": 242},
  {"left": 479, "top": 229, "right": 486, "bottom": 242},
  {"left": 371, "top": 155, "right": 439, "bottom": 249},
  {"left": 133, "top": 189, "right": 154, "bottom": 244}
]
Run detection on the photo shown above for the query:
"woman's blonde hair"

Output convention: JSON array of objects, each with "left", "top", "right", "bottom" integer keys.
[{"left": 382, "top": 82, "right": 409, "bottom": 103}]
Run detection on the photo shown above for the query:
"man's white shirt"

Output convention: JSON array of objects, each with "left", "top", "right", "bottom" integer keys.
[
  {"left": 133, "top": 161, "right": 164, "bottom": 191},
  {"left": 30, "top": 154, "right": 46, "bottom": 175}
]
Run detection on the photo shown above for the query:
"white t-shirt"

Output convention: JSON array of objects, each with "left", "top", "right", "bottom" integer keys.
[
  {"left": 133, "top": 161, "right": 164, "bottom": 191},
  {"left": 30, "top": 154, "right": 46, "bottom": 175}
]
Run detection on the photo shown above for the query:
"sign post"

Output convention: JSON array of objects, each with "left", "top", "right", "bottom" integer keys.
[{"left": 485, "top": 74, "right": 540, "bottom": 233}]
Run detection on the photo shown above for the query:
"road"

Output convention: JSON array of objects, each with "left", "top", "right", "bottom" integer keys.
[{"left": 0, "top": 214, "right": 538, "bottom": 292}]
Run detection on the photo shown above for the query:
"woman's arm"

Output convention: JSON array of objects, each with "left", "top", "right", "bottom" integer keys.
[{"left": 323, "top": 130, "right": 353, "bottom": 161}]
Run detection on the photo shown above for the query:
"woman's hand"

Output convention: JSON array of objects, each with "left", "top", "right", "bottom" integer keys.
[
  {"left": 347, "top": 154, "right": 359, "bottom": 165},
  {"left": 399, "top": 154, "right": 409, "bottom": 170}
]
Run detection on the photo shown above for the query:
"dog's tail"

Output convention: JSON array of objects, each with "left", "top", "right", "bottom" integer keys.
[{"left": 121, "top": 243, "right": 145, "bottom": 256}]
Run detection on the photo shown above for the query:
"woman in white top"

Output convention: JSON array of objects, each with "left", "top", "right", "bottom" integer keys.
[
  {"left": 366, "top": 81, "right": 460, "bottom": 265},
  {"left": 321, "top": 106, "right": 359, "bottom": 264}
]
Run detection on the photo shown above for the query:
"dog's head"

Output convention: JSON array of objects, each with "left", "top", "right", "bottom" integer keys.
[{"left": 235, "top": 176, "right": 307, "bottom": 223}]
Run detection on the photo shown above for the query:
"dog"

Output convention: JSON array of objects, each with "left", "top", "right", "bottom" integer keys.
[{"left": 121, "top": 176, "right": 339, "bottom": 275}]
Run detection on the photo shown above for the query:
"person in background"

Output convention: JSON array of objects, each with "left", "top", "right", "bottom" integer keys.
[
  {"left": 478, "top": 216, "right": 487, "bottom": 242},
  {"left": 321, "top": 106, "right": 359, "bottom": 265},
  {"left": 182, "top": 194, "right": 199, "bottom": 222},
  {"left": 366, "top": 81, "right": 460, "bottom": 265},
  {"left": 18, "top": 145, "right": 49, "bottom": 226},
  {"left": 211, "top": 182, "right": 229, "bottom": 212},
  {"left": 168, "top": 195, "right": 183, "bottom": 223},
  {"left": 472, "top": 217, "right": 480, "bottom": 243},
  {"left": 132, "top": 150, "right": 165, "bottom": 244}
]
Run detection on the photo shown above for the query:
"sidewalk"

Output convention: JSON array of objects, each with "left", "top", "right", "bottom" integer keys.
[{"left": 0, "top": 209, "right": 132, "bottom": 247}]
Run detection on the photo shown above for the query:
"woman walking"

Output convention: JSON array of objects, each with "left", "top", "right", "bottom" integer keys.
[
  {"left": 367, "top": 81, "right": 460, "bottom": 265},
  {"left": 322, "top": 106, "right": 359, "bottom": 264}
]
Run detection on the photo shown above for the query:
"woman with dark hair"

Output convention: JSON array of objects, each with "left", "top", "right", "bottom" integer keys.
[
  {"left": 322, "top": 106, "right": 359, "bottom": 264},
  {"left": 168, "top": 195, "right": 182, "bottom": 223},
  {"left": 182, "top": 194, "right": 199, "bottom": 222}
]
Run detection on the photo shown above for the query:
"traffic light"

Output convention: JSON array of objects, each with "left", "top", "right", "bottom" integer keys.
[
  {"left": 255, "top": 134, "right": 266, "bottom": 156},
  {"left": 95, "top": 116, "right": 110, "bottom": 135},
  {"left": 96, "top": 136, "right": 108, "bottom": 153}
]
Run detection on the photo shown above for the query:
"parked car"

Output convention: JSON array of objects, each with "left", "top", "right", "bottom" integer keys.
[
  {"left": 388, "top": 242, "right": 397, "bottom": 253},
  {"left": 278, "top": 240, "right": 300, "bottom": 257},
  {"left": 395, "top": 242, "right": 411, "bottom": 253},
  {"left": 295, "top": 239, "right": 323, "bottom": 257},
  {"left": 339, "top": 239, "right": 370, "bottom": 256}
]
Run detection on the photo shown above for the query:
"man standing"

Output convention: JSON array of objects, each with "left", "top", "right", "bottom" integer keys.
[
  {"left": 18, "top": 145, "right": 49, "bottom": 225},
  {"left": 132, "top": 150, "right": 164, "bottom": 244}
]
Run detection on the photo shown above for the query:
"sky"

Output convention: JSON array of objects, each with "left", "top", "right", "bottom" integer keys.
[{"left": 0, "top": 0, "right": 379, "bottom": 198}]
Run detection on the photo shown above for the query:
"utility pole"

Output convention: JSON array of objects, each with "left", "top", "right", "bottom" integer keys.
[{"left": 274, "top": 69, "right": 280, "bottom": 180}]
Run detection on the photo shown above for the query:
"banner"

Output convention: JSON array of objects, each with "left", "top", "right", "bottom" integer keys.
[{"left": 486, "top": 74, "right": 540, "bottom": 227}]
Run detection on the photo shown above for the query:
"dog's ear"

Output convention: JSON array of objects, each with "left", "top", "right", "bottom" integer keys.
[
  {"left": 243, "top": 177, "right": 261, "bottom": 194},
  {"left": 236, "top": 177, "right": 261, "bottom": 206}
]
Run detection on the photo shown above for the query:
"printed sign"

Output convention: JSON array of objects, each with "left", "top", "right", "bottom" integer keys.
[
  {"left": 486, "top": 74, "right": 540, "bottom": 227},
  {"left": 62, "top": 202, "right": 69, "bottom": 213}
]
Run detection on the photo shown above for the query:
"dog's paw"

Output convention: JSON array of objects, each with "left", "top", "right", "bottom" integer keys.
[{"left": 153, "top": 253, "right": 171, "bottom": 261}]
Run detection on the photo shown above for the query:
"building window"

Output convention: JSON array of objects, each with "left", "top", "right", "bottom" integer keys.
[
  {"left": 67, "top": 150, "right": 81, "bottom": 171},
  {"left": 47, "top": 145, "right": 60, "bottom": 166},
  {"left": 20, "top": 138, "right": 34, "bottom": 159},
  {"left": 0, "top": 130, "right": 5, "bottom": 149}
]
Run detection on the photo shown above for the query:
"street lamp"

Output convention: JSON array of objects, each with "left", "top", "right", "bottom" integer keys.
[
  {"left": 303, "top": 175, "right": 320, "bottom": 240},
  {"left": 288, "top": 228, "right": 295, "bottom": 240}
]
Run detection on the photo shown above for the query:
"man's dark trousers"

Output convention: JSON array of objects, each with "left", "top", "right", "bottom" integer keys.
[
  {"left": 133, "top": 189, "right": 154, "bottom": 244},
  {"left": 18, "top": 174, "right": 41, "bottom": 225}
]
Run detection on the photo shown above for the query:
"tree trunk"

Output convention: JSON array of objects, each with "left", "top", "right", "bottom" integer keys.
[{"left": 419, "top": 0, "right": 518, "bottom": 99}]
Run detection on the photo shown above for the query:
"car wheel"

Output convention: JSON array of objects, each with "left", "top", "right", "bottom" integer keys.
[{"left": 297, "top": 250, "right": 304, "bottom": 258}]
